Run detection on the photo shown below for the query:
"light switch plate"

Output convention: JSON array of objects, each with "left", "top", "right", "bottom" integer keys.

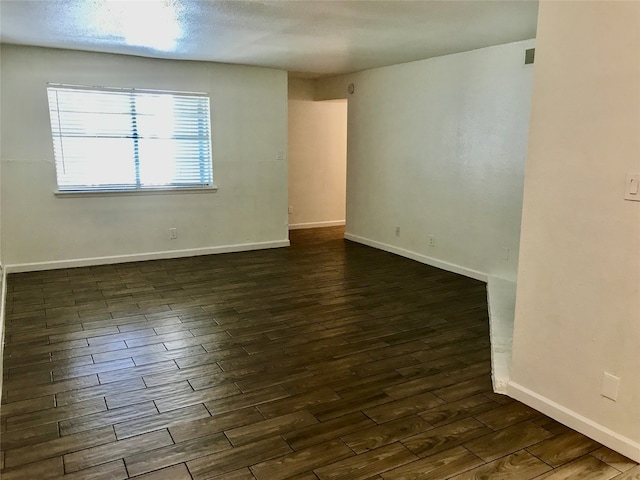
[{"left": 624, "top": 174, "right": 640, "bottom": 201}]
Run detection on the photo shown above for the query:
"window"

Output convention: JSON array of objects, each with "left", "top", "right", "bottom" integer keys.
[{"left": 47, "top": 84, "right": 213, "bottom": 193}]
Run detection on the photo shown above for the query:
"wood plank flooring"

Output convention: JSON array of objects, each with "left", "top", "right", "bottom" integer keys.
[{"left": 1, "top": 227, "right": 637, "bottom": 479}]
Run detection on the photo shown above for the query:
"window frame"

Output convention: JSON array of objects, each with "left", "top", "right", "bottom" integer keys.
[{"left": 47, "top": 83, "right": 216, "bottom": 195}]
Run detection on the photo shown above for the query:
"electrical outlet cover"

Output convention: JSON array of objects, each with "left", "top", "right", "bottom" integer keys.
[{"left": 601, "top": 372, "right": 620, "bottom": 401}]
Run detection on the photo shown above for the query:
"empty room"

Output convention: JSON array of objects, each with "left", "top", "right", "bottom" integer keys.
[{"left": 0, "top": 1, "right": 638, "bottom": 479}]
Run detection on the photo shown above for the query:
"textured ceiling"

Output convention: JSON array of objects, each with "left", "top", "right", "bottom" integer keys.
[{"left": 0, "top": 0, "right": 539, "bottom": 77}]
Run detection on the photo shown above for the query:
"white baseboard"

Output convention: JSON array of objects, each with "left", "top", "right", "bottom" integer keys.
[
  {"left": 508, "top": 381, "right": 640, "bottom": 462},
  {"left": 4, "top": 240, "right": 290, "bottom": 274},
  {"left": 343, "top": 232, "right": 487, "bottom": 282},
  {"left": 289, "top": 220, "right": 345, "bottom": 230}
]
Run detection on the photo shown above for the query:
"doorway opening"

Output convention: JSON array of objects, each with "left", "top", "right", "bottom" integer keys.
[{"left": 287, "top": 78, "right": 347, "bottom": 237}]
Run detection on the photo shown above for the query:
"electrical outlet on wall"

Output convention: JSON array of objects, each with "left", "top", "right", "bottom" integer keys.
[
  {"left": 601, "top": 372, "right": 620, "bottom": 401},
  {"left": 169, "top": 228, "right": 178, "bottom": 240},
  {"left": 395, "top": 227, "right": 400, "bottom": 237},
  {"left": 429, "top": 235, "right": 435, "bottom": 247},
  {"left": 288, "top": 206, "right": 293, "bottom": 215}
]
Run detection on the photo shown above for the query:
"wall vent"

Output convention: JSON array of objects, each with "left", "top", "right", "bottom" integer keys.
[{"left": 525, "top": 48, "right": 535, "bottom": 65}]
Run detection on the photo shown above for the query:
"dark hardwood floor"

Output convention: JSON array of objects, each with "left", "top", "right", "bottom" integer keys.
[{"left": 1, "top": 227, "right": 637, "bottom": 479}]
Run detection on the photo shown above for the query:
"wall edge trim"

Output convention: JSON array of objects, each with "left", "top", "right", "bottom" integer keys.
[
  {"left": 507, "top": 381, "right": 640, "bottom": 462},
  {"left": 4, "top": 240, "right": 291, "bottom": 273},
  {"left": 289, "top": 220, "right": 345, "bottom": 230},
  {"left": 344, "top": 232, "right": 488, "bottom": 282},
  {"left": 486, "top": 277, "right": 516, "bottom": 395},
  {"left": 0, "top": 264, "right": 6, "bottom": 403}
]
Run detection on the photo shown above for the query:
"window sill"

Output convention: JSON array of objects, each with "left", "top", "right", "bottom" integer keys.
[{"left": 54, "top": 186, "right": 219, "bottom": 198}]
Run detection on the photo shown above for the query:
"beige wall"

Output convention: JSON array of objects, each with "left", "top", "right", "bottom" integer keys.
[
  {"left": 288, "top": 77, "right": 347, "bottom": 228},
  {"left": 511, "top": 1, "right": 640, "bottom": 460},
  {"left": 319, "top": 40, "right": 535, "bottom": 282},
  {"left": 315, "top": 74, "right": 353, "bottom": 101},
  {"left": 0, "top": 44, "right": 3, "bottom": 401},
  {"left": 0, "top": 45, "right": 289, "bottom": 269}
]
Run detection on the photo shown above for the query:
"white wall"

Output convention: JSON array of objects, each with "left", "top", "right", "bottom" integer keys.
[
  {"left": 510, "top": 1, "right": 640, "bottom": 461},
  {"left": 318, "top": 40, "right": 535, "bottom": 281},
  {"left": 288, "top": 77, "right": 346, "bottom": 229},
  {"left": 0, "top": 45, "right": 289, "bottom": 269}
]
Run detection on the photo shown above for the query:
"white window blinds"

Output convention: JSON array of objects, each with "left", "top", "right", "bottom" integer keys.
[{"left": 47, "top": 84, "right": 213, "bottom": 192}]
